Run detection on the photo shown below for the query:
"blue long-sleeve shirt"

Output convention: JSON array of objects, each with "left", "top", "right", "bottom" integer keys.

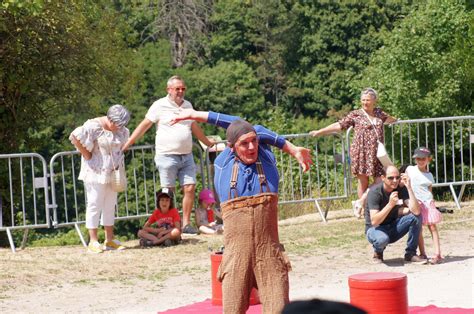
[{"left": 207, "top": 111, "right": 286, "bottom": 203}]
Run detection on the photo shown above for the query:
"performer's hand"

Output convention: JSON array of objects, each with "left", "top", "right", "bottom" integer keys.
[
  {"left": 294, "top": 146, "right": 313, "bottom": 172},
  {"left": 309, "top": 130, "right": 320, "bottom": 137},
  {"left": 169, "top": 108, "right": 195, "bottom": 125},
  {"left": 169, "top": 109, "right": 209, "bottom": 125}
]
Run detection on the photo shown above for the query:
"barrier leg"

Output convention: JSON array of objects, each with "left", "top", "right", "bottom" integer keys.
[
  {"left": 458, "top": 184, "right": 466, "bottom": 205},
  {"left": 74, "top": 223, "right": 87, "bottom": 247},
  {"left": 314, "top": 200, "right": 327, "bottom": 223},
  {"left": 449, "top": 184, "right": 462, "bottom": 209},
  {"left": 6, "top": 227, "right": 16, "bottom": 253},
  {"left": 20, "top": 229, "right": 29, "bottom": 250}
]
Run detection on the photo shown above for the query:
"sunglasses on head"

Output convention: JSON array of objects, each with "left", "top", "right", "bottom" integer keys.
[{"left": 386, "top": 176, "right": 401, "bottom": 181}]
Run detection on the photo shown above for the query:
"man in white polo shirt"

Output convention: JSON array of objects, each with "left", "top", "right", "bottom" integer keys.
[{"left": 123, "top": 75, "right": 214, "bottom": 234}]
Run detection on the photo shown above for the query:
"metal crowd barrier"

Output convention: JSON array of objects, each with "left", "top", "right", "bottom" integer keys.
[
  {"left": 1, "top": 115, "right": 471, "bottom": 252},
  {"left": 201, "top": 133, "right": 348, "bottom": 222},
  {"left": 49, "top": 143, "right": 206, "bottom": 247},
  {"left": 346, "top": 115, "right": 474, "bottom": 208},
  {"left": 0, "top": 153, "right": 51, "bottom": 252}
]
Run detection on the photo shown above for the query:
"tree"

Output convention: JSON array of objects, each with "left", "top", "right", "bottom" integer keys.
[
  {"left": 287, "top": 1, "right": 413, "bottom": 117},
  {"left": 207, "top": 1, "right": 300, "bottom": 109},
  {"left": 141, "top": 0, "right": 212, "bottom": 68},
  {"left": 186, "top": 60, "right": 264, "bottom": 121},
  {"left": 0, "top": 1, "right": 134, "bottom": 154},
  {"left": 356, "top": 0, "right": 473, "bottom": 118}
]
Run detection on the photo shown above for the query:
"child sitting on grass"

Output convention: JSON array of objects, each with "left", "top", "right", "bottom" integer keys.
[
  {"left": 137, "top": 188, "right": 181, "bottom": 247},
  {"left": 195, "top": 189, "right": 223, "bottom": 235}
]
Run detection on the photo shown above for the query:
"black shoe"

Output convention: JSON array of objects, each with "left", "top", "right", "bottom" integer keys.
[
  {"left": 139, "top": 238, "right": 153, "bottom": 247},
  {"left": 437, "top": 207, "right": 454, "bottom": 214},
  {"left": 182, "top": 224, "right": 198, "bottom": 235},
  {"left": 404, "top": 254, "right": 428, "bottom": 265},
  {"left": 373, "top": 252, "right": 384, "bottom": 264}
]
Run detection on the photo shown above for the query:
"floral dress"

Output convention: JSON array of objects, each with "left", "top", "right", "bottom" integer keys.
[
  {"left": 339, "top": 108, "right": 388, "bottom": 177},
  {"left": 69, "top": 118, "right": 129, "bottom": 184}
]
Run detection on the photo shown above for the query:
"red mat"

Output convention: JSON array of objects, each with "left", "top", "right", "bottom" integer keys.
[
  {"left": 158, "top": 299, "right": 474, "bottom": 314},
  {"left": 409, "top": 305, "right": 474, "bottom": 313},
  {"left": 158, "top": 300, "right": 260, "bottom": 314}
]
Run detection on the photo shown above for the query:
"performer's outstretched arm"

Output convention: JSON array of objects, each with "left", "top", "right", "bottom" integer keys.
[{"left": 171, "top": 109, "right": 313, "bottom": 171}]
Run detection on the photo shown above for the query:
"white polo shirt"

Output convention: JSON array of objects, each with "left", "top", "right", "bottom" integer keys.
[{"left": 145, "top": 95, "right": 194, "bottom": 155}]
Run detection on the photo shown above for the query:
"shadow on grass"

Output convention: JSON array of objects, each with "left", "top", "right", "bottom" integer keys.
[
  {"left": 383, "top": 258, "right": 405, "bottom": 267},
  {"left": 381, "top": 254, "right": 472, "bottom": 267},
  {"left": 441, "top": 255, "right": 473, "bottom": 263},
  {"left": 128, "top": 237, "right": 203, "bottom": 250}
]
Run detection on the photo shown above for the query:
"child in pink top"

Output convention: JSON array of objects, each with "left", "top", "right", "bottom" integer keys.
[
  {"left": 137, "top": 188, "right": 181, "bottom": 247},
  {"left": 195, "top": 189, "right": 223, "bottom": 235}
]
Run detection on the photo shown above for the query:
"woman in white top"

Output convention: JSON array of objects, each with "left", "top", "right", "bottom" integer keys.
[
  {"left": 69, "top": 105, "right": 131, "bottom": 253},
  {"left": 406, "top": 147, "right": 443, "bottom": 264}
]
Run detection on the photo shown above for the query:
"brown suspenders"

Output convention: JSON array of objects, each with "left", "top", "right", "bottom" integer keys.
[{"left": 228, "top": 158, "right": 269, "bottom": 199}]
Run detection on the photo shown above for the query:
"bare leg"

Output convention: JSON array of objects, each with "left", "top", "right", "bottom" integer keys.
[
  {"left": 352, "top": 175, "right": 370, "bottom": 218},
  {"left": 199, "top": 225, "right": 217, "bottom": 234},
  {"left": 429, "top": 224, "right": 441, "bottom": 257},
  {"left": 89, "top": 228, "right": 99, "bottom": 243},
  {"left": 104, "top": 225, "right": 114, "bottom": 242},
  {"left": 356, "top": 175, "right": 369, "bottom": 199},
  {"left": 418, "top": 226, "right": 426, "bottom": 257},
  {"left": 153, "top": 228, "right": 181, "bottom": 245},
  {"left": 181, "top": 184, "right": 196, "bottom": 227},
  {"left": 137, "top": 229, "right": 160, "bottom": 243}
]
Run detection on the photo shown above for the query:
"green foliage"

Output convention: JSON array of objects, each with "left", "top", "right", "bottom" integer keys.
[
  {"left": 287, "top": 1, "right": 413, "bottom": 117},
  {"left": 0, "top": 1, "right": 136, "bottom": 154},
  {"left": 29, "top": 228, "right": 84, "bottom": 247},
  {"left": 206, "top": 1, "right": 252, "bottom": 62},
  {"left": 1, "top": 0, "right": 44, "bottom": 16},
  {"left": 123, "top": 40, "right": 174, "bottom": 143},
  {"left": 356, "top": 0, "right": 473, "bottom": 118},
  {"left": 186, "top": 60, "right": 264, "bottom": 120}
]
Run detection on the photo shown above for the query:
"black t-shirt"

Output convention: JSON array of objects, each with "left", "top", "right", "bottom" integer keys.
[{"left": 364, "top": 182, "right": 410, "bottom": 232}]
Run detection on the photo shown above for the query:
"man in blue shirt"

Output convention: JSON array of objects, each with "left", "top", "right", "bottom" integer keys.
[{"left": 172, "top": 109, "right": 312, "bottom": 314}]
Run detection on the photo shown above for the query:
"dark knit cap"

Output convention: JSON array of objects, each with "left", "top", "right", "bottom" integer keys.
[{"left": 226, "top": 119, "right": 255, "bottom": 147}]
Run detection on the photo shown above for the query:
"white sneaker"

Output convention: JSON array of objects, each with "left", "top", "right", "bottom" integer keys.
[
  {"left": 352, "top": 200, "right": 363, "bottom": 218},
  {"left": 87, "top": 241, "right": 104, "bottom": 254}
]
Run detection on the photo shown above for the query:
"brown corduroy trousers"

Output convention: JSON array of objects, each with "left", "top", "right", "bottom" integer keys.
[{"left": 218, "top": 192, "right": 291, "bottom": 314}]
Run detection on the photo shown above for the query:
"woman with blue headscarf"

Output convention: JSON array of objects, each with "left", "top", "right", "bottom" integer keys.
[{"left": 69, "top": 104, "right": 131, "bottom": 253}]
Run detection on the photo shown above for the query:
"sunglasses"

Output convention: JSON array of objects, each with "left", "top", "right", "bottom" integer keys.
[
  {"left": 386, "top": 176, "right": 401, "bottom": 181},
  {"left": 170, "top": 87, "right": 186, "bottom": 92}
]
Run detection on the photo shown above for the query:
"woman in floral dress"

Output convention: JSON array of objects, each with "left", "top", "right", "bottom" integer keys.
[
  {"left": 69, "top": 104, "right": 131, "bottom": 253},
  {"left": 309, "top": 88, "right": 397, "bottom": 217}
]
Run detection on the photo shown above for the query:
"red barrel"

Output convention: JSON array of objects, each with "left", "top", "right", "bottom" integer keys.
[
  {"left": 210, "top": 252, "right": 260, "bottom": 306},
  {"left": 348, "top": 272, "right": 408, "bottom": 314}
]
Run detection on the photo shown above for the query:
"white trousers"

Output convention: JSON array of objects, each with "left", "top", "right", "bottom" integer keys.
[{"left": 85, "top": 182, "right": 117, "bottom": 229}]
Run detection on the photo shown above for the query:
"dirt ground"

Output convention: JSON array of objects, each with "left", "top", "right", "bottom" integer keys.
[{"left": 0, "top": 201, "right": 472, "bottom": 313}]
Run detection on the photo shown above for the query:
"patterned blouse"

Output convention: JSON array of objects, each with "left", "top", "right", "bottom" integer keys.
[{"left": 70, "top": 118, "right": 129, "bottom": 184}]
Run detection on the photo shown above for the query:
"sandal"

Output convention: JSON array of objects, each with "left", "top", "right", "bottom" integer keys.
[{"left": 428, "top": 255, "right": 443, "bottom": 264}]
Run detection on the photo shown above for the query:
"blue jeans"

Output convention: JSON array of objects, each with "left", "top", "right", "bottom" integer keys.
[{"left": 366, "top": 213, "right": 422, "bottom": 257}]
